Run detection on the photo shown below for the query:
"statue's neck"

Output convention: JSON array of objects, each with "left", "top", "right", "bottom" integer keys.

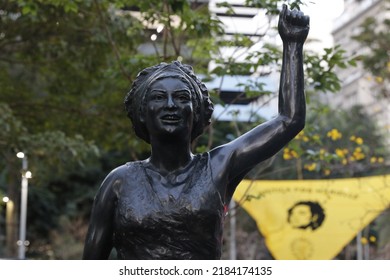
[{"left": 148, "top": 139, "right": 193, "bottom": 175}]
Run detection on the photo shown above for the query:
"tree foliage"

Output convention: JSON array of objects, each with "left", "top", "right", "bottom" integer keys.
[
  {"left": 352, "top": 0, "right": 390, "bottom": 98},
  {"left": 279, "top": 104, "right": 388, "bottom": 180}
]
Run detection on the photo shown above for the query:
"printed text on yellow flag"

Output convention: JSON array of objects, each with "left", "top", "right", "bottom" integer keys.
[{"left": 233, "top": 175, "right": 390, "bottom": 259}]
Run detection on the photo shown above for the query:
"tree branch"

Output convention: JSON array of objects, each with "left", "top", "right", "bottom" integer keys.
[{"left": 93, "top": 0, "right": 131, "bottom": 81}]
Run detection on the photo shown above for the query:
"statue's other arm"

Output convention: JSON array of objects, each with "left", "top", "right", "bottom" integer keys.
[
  {"left": 210, "top": 5, "right": 309, "bottom": 195},
  {"left": 82, "top": 172, "right": 119, "bottom": 259}
]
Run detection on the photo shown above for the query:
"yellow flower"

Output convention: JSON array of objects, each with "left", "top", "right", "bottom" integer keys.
[
  {"left": 375, "top": 76, "right": 383, "bottom": 83},
  {"left": 370, "top": 157, "right": 377, "bottom": 163},
  {"left": 324, "top": 169, "right": 331, "bottom": 176},
  {"left": 283, "top": 153, "right": 292, "bottom": 160},
  {"left": 296, "top": 131, "right": 305, "bottom": 139},
  {"left": 303, "top": 136, "right": 309, "bottom": 142},
  {"left": 355, "top": 137, "right": 363, "bottom": 145},
  {"left": 312, "top": 134, "right": 320, "bottom": 141},
  {"left": 327, "top": 129, "right": 342, "bottom": 141},
  {"left": 361, "top": 237, "right": 368, "bottom": 245},
  {"left": 378, "top": 157, "right": 384, "bottom": 163},
  {"left": 351, "top": 136, "right": 363, "bottom": 145},
  {"left": 335, "top": 148, "right": 346, "bottom": 158},
  {"left": 342, "top": 159, "right": 348, "bottom": 165},
  {"left": 283, "top": 148, "right": 299, "bottom": 160},
  {"left": 354, "top": 153, "right": 365, "bottom": 160},
  {"left": 356, "top": 154, "right": 365, "bottom": 160},
  {"left": 369, "top": 236, "right": 377, "bottom": 243},
  {"left": 353, "top": 148, "right": 365, "bottom": 160},
  {"left": 290, "top": 150, "right": 298, "bottom": 158},
  {"left": 304, "top": 163, "right": 317, "bottom": 171}
]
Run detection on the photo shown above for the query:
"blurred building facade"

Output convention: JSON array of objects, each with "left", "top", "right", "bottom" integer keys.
[
  {"left": 207, "top": 0, "right": 280, "bottom": 122},
  {"left": 328, "top": 0, "right": 390, "bottom": 140}
]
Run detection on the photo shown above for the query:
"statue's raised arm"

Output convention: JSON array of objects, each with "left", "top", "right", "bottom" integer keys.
[
  {"left": 277, "top": 4, "right": 309, "bottom": 127},
  {"left": 210, "top": 5, "right": 310, "bottom": 196},
  {"left": 278, "top": 4, "right": 310, "bottom": 44}
]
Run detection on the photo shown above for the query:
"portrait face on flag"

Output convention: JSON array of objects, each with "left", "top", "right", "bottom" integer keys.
[
  {"left": 287, "top": 201, "right": 325, "bottom": 230},
  {"left": 234, "top": 176, "right": 390, "bottom": 259}
]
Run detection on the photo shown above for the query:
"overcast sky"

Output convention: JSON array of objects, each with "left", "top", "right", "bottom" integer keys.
[{"left": 303, "top": 0, "right": 345, "bottom": 50}]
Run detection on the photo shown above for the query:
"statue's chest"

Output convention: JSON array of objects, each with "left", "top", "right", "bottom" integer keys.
[
  {"left": 116, "top": 177, "right": 223, "bottom": 227},
  {"left": 114, "top": 158, "right": 224, "bottom": 231}
]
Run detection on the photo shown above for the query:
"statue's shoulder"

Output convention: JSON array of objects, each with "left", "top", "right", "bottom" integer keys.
[
  {"left": 97, "top": 161, "right": 144, "bottom": 195},
  {"left": 107, "top": 161, "right": 140, "bottom": 179}
]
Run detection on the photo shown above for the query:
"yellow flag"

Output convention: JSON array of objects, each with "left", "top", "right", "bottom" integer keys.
[{"left": 233, "top": 175, "right": 390, "bottom": 259}]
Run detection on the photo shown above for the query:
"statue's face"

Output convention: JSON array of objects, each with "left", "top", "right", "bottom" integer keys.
[{"left": 143, "top": 77, "right": 194, "bottom": 141}]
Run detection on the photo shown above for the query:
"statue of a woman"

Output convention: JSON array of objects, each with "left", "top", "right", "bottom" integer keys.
[{"left": 83, "top": 5, "right": 309, "bottom": 260}]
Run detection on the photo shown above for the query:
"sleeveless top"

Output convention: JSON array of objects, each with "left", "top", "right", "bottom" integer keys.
[{"left": 111, "top": 153, "right": 226, "bottom": 259}]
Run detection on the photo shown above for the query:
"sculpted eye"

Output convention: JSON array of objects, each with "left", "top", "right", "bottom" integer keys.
[
  {"left": 151, "top": 93, "right": 165, "bottom": 101},
  {"left": 176, "top": 92, "right": 191, "bottom": 102}
]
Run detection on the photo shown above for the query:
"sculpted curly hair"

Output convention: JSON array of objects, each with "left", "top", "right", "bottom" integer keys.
[{"left": 124, "top": 61, "right": 214, "bottom": 144}]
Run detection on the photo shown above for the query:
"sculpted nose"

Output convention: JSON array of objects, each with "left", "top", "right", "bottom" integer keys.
[{"left": 166, "top": 95, "right": 176, "bottom": 109}]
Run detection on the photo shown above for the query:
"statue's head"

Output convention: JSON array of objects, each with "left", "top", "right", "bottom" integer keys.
[{"left": 124, "top": 61, "right": 214, "bottom": 144}]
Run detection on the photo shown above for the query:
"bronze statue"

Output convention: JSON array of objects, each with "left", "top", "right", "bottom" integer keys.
[{"left": 83, "top": 5, "right": 309, "bottom": 260}]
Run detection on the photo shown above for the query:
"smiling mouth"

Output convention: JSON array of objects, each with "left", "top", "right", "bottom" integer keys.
[{"left": 161, "top": 115, "right": 181, "bottom": 123}]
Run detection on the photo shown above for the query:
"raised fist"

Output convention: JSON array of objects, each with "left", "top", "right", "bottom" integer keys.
[{"left": 278, "top": 4, "right": 310, "bottom": 44}]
